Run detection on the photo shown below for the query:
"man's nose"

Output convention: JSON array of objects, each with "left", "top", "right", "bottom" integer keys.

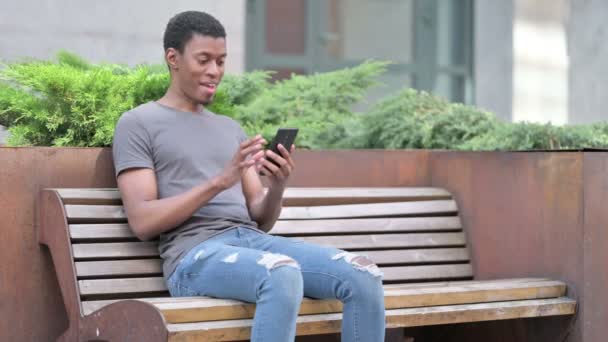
[{"left": 206, "top": 61, "right": 220, "bottom": 77}]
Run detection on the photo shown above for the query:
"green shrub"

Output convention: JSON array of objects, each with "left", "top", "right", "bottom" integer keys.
[
  {"left": 461, "top": 121, "right": 608, "bottom": 150},
  {"left": 330, "top": 88, "right": 498, "bottom": 149},
  {"left": 0, "top": 52, "right": 169, "bottom": 146},
  {"left": 233, "top": 61, "right": 388, "bottom": 148},
  {"left": 326, "top": 87, "right": 608, "bottom": 150},
  {"left": 0, "top": 52, "right": 386, "bottom": 148},
  {"left": 1, "top": 52, "right": 607, "bottom": 150}
]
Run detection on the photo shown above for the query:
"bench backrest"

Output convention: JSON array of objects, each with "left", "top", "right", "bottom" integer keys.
[{"left": 53, "top": 187, "right": 472, "bottom": 312}]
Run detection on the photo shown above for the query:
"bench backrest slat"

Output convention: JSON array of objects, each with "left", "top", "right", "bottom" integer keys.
[
  {"left": 69, "top": 216, "right": 462, "bottom": 241},
  {"left": 73, "top": 248, "right": 471, "bottom": 278}
]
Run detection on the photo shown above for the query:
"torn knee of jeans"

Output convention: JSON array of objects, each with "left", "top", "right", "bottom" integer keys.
[
  {"left": 332, "top": 252, "right": 384, "bottom": 278},
  {"left": 194, "top": 249, "right": 205, "bottom": 260},
  {"left": 222, "top": 252, "right": 239, "bottom": 263},
  {"left": 257, "top": 253, "right": 300, "bottom": 271}
]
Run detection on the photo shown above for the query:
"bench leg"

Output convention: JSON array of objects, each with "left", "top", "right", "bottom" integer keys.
[
  {"left": 57, "top": 325, "right": 78, "bottom": 342},
  {"left": 79, "top": 300, "right": 168, "bottom": 342},
  {"left": 386, "top": 328, "right": 415, "bottom": 342}
]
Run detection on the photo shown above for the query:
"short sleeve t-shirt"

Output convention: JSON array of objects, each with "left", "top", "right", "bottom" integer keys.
[{"left": 112, "top": 101, "right": 261, "bottom": 279}]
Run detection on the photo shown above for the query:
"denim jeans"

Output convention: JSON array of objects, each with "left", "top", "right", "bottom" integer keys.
[{"left": 167, "top": 227, "right": 385, "bottom": 342}]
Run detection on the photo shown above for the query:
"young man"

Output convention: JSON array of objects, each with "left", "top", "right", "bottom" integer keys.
[{"left": 112, "top": 11, "right": 385, "bottom": 342}]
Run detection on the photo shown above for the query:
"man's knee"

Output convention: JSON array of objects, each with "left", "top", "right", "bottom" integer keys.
[
  {"left": 332, "top": 251, "right": 384, "bottom": 279},
  {"left": 256, "top": 253, "right": 304, "bottom": 305}
]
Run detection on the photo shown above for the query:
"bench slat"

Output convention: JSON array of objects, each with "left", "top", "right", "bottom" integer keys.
[
  {"left": 79, "top": 277, "right": 167, "bottom": 296},
  {"left": 75, "top": 259, "right": 162, "bottom": 277},
  {"left": 74, "top": 248, "right": 470, "bottom": 278},
  {"left": 56, "top": 187, "right": 452, "bottom": 206},
  {"left": 64, "top": 200, "right": 458, "bottom": 222},
  {"left": 166, "top": 297, "right": 576, "bottom": 340},
  {"left": 78, "top": 264, "right": 473, "bottom": 296},
  {"left": 69, "top": 216, "right": 463, "bottom": 241},
  {"left": 281, "top": 187, "right": 452, "bottom": 206},
  {"left": 71, "top": 233, "right": 466, "bottom": 260},
  {"left": 72, "top": 242, "right": 158, "bottom": 259},
  {"left": 281, "top": 200, "right": 458, "bottom": 219},
  {"left": 383, "top": 264, "right": 473, "bottom": 282},
  {"left": 298, "top": 232, "right": 466, "bottom": 249},
  {"left": 80, "top": 278, "right": 556, "bottom": 314},
  {"left": 81, "top": 279, "right": 566, "bottom": 320}
]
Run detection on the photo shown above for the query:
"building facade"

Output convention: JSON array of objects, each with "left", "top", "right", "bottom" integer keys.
[{"left": 0, "top": 0, "right": 606, "bottom": 127}]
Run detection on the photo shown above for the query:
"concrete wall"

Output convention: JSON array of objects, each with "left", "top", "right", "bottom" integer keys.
[
  {"left": 474, "top": 0, "right": 607, "bottom": 124},
  {"left": 512, "top": 0, "right": 570, "bottom": 124},
  {"left": 474, "top": 0, "right": 514, "bottom": 122},
  {"left": 0, "top": 0, "right": 247, "bottom": 73},
  {"left": 568, "top": 0, "right": 608, "bottom": 124}
]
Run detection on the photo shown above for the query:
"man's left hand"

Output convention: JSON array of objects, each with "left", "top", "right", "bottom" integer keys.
[{"left": 258, "top": 144, "right": 296, "bottom": 188}]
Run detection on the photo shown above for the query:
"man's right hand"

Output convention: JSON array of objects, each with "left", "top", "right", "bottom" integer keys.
[{"left": 217, "top": 135, "right": 266, "bottom": 189}]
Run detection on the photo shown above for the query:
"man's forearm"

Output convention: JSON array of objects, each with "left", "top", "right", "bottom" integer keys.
[
  {"left": 125, "top": 176, "right": 226, "bottom": 240},
  {"left": 250, "top": 186, "right": 285, "bottom": 232}
]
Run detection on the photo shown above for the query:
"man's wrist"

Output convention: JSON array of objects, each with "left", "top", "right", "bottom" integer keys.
[
  {"left": 267, "top": 181, "right": 286, "bottom": 196},
  {"left": 210, "top": 174, "right": 228, "bottom": 191}
]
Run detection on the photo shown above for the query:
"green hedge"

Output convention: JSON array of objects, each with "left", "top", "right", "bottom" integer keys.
[{"left": 1, "top": 52, "right": 607, "bottom": 150}]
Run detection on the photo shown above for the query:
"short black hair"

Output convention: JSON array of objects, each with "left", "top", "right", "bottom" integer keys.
[{"left": 163, "top": 11, "right": 226, "bottom": 53}]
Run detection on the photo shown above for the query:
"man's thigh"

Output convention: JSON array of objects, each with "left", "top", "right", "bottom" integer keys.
[
  {"left": 168, "top": 242, "right": 292, "bottom": 302},
  {"left": 249, "top": 234, "right": 380, "bottom": 299}
]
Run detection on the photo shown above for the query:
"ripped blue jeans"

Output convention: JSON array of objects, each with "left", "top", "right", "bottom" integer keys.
[{"left": 167, "top": 227, "right": 385, "bottom": 342}]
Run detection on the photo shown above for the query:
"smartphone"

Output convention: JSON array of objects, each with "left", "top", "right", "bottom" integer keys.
[{"left": 262, "top": 128, "right": 299, "bottom": 171}]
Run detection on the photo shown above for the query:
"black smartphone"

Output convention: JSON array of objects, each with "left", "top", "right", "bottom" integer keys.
[{"left": 262, "top": 128, "right": 299, "bottom": 171}]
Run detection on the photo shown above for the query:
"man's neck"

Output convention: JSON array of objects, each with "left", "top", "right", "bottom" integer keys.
[{"left": 157, "top": 85, "right": 204, "bottom": 113}]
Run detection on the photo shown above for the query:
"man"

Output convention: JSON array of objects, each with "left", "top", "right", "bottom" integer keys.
[{"left": 112, "top": 11, "right": 385, "bottom": 342}]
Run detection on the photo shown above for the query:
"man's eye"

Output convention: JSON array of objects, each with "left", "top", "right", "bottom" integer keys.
[
  {"left": 198, "top": 59, "right": 208, "bottom": 65},
  {"left": 217, "top": 60, "right": 225, "bottom": 67}
]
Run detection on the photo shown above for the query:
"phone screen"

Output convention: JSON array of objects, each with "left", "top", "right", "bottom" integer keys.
[
  {"left": 262, "top": 128, "right": 299, "bottom": 172},
  {"left": 268, "top": 128, "right": 298, "bottom": 155}
]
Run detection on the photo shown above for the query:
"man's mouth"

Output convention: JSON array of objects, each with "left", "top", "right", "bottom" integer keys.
[{"left": 200, "top": 82, "right": 217, "bottom": 94}]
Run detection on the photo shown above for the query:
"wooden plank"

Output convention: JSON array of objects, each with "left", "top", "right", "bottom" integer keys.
[
  {"left": 56, "top": 187, "right": 452, "bottom": 206},
  {"left": 54, "top": 188, "right": 122, "bottom": 205},
  {"left": 77, "top": 263, "right": 472, "bottom": 296},
  {"left": 280, "top": 200, "right": 458, "bottom": 220},
  {"left": 64, "top": 200, "right": 457, "bottom": 221},
  {"left": 281, "top": 187, "right": 452, "bottom": 206},
  {"left": 69, "top": 232, "right": 465, "bottom": 260},
  {"left": 363, "top": 248, "right": 470, "bottom": 265},
  {"left": 80, "top": 278, "right": 556, "bottom": 313},
  {"left": 81, "top": 279, "right": 567, "bottom": 318},
  {"left": 80, "top": 278, "right": 555, "bottom": 313},
  {"left": 382, "top": 264, "right": 473, "bottom": 282},
  {"left": 75, "top": 259, "right": 162, "bottom": 278},
  {"left": 79, "top": 277, "right": 166, "bottom": 296},
  {"left": 72, "top": 249, "right": 470, "bottom": 278},
  {"left": 271, "top": 216, "right": 462, "bottom": 235},
  {"left": 68, "top": 216, "right": 463, "bottom": 241},
  {"left": 70, "top": 224, "right": 134, "bottom": 241},
  {"left": 72, "top": 242, "right": 158, "bottom": 259},
  {"left": 65, "top": 205, "right": 127, "bottom": 222},
  {"left": 297, "top": 232, "right": 466, "bottom": 249},
  {"left": 160, "top": 281, "right": 566, "bottom": 324},
  {"left": 166, "top": 297, "right": 576, "bottom": 340}
]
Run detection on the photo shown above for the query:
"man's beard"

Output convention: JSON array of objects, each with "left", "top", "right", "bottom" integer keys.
[{"left": 201, "top": 95, "right": 214, "bottom": 106}]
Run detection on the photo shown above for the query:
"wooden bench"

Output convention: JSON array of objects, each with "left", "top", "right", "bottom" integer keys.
[{"left": 39, "top": 187, "right": 576, "bottom": 341}]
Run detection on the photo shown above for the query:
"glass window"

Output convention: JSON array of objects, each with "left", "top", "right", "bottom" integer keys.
[{"left": 246, "top": 0, "right": 474, "bottom": 104}]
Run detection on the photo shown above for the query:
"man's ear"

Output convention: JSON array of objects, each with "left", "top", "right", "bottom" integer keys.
[{"left": 165, "top": 48, "right": 179, "bottom": 71}]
